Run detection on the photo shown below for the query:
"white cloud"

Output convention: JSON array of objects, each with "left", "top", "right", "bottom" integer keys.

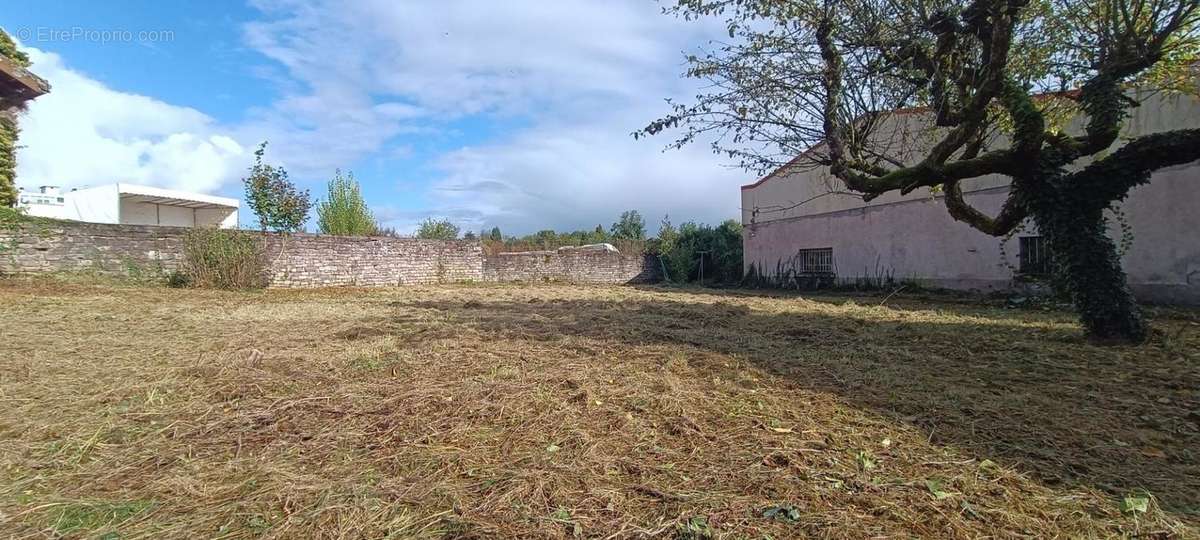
[
  {"left": 15, "top": 48, "right": 246, "bottom": 193},
  {"left": 243, "top": 0, "right": 747, "bottom": 234},
  {"left": 14, "top": 3, "right": 753, "bottom": 234}
]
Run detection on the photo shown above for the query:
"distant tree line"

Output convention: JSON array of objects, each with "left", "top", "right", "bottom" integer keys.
[{"left": 477, "top": 210, "right": 744, "bottom": 285}]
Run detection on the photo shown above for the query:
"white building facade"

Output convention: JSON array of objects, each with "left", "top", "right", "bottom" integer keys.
[{"left": 16, "top": 184, "right": 238, "bottom": 229}]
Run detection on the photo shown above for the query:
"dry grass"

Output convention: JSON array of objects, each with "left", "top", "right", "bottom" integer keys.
[{"left": 1, "top": 278, "right": 1197, "bottom": 539}]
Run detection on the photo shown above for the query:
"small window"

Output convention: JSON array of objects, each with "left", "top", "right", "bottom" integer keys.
[
  {"left": 1018, "top": 236, "right": 1052, "bottom": 275},
  {"left": 796, "top": 247, "right": 833, "bottom": 274}
]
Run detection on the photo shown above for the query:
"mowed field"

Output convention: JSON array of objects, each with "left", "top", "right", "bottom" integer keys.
[{"left": 1, "top": 279, "right": 1198, "bottom": 539}]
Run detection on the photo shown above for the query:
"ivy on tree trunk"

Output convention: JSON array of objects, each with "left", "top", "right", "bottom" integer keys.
[{"left": 0, "top": 115, "right": 18, "bottom": 208}]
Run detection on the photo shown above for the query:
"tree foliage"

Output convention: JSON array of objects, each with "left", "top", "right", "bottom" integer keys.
[
  {"left": 243, "top": 142, "right": 312, "bottom": 233},
  {"left": 658, "top": 214, "right": 680, "bottom": 254},
  {"left": 416, "top": 218, "right": 461, "bottom": 240},
  {"left": 610, "top": 210, "right": 647, "bottom": 240},
  {"left": 661, "top": 219, "right": 744, "bottom": 284},
  {"left": 0, "top": 116, "right": 17, "bottom": 208},
  {"left": 316, "top": 169, "right": 377, "bottom": 236},
  {"left": 642, "top": 0, "right": 1200, "bottom": 342}
]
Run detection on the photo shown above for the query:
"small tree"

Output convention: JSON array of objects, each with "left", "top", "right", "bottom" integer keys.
[
  {"left": 658, "top": 214, "right": 679, "bottom": 253},
  {"left": 243, "top": 142, "right": 311, "bottom": 233},
  {"left": 463, "top": 230, "right": 478, "bottom": 241},
  {"left": 416, "top": 218, "right": 460, "bottom": 240},
  {"left": 610, "top": 210, "right": 646, "bottom": 240},
  {"left": 489, "top": 226, "right": 503, "bottom": 242},
  {"left": 316, "top": 169, "right": 377, "bottom": 236}
]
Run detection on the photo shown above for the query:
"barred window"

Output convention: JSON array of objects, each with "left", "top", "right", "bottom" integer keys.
[
  {"left": 796, "top": 247, "right": 833, "bottom": 274},
  {"left": 1018, "top": 236, "right": 1052, "bottom": 275}
]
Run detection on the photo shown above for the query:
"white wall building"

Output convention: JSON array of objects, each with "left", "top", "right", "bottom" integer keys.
[
  {"left": 15, "top": 184, "right": 239, "bottom": 229},
  {"left": 741, "top": 89, "right": 1200, "bottom": 305}
]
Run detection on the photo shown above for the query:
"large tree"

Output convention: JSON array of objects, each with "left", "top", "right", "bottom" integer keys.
[{"left": 640, "top": 0, "right": 1200, "bottom": 342}]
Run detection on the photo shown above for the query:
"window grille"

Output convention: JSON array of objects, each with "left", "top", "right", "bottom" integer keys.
[
  {"left": 1018, "top": 236, "right": 1052, "bottom": 275},
  {"left": 795, "top": 247, "right": 833, "bottom": 274}
]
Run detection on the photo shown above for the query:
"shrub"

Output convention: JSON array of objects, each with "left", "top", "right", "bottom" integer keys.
[
  {"left": 165, "top": 270, "right": 190, "bottom": 288},
  {"left": 661, "top": 219, "right": 743, "bottom": 284},
  {"left": 180, "top": 228, "right": 266, "bottom": 289},
  {"left": 416, "top": 218, "right": 460, "bottom": 240},
  {"left": 316, "top": 169, "right": 377, "bottom": 236}
]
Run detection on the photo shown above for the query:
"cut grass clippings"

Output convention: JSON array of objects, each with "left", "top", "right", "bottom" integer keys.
[{"left": 0, "top": 278, "right": 1197, "bottom": 538}]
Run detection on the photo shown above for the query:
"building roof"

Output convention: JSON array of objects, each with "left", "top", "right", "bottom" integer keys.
[
  {"left": 115, "top": 184, "right": 239, "bottom": 209},
  {"left": 0, "top": 55, "right": 50, "bottom": 107},
  {"left": 739, "top": 89, "right": 1087, "bottom": 192}
]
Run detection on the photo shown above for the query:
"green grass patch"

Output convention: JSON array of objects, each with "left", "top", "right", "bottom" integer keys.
[{"left": 50, "top": 499, "right": 155, "bottom": 536}]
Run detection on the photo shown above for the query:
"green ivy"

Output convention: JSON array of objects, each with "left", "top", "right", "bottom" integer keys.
[
  {"left": 0, "top": 28, "right": 30, "bottom": 208},
  {"left": 0, "top": 116, "right": 18, "bottom": 208},
  {"left": 0, "top": 29, "right": 31, "bottom": 68}
]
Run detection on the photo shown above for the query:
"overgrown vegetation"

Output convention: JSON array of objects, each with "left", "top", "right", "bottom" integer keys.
[
  {"left": 473, "top": 210, "right": 745, "bottom": 282},
  {"left": 243, "top": 142, "right": 312, "bottom": 233},
  {"left": 0, "top": 28, "right": 30, "bottom": 67},
  {"left": 659, "top": 219, "right": 744, "bottom": 284},
  {"left": 178, "top": 228, "right": 266, "bottom": 289},
  {"left": 1, "top": 282, "right": 1196, "bottom": 537},
  {"left": 415, "top": 217, "right": 461, "bottom": 240},
  {"left": 316, "top": 169, "right": 378, "bottom": 236},
  {"left": 0, "top": 28, "right": 32, "bottom": 208}
]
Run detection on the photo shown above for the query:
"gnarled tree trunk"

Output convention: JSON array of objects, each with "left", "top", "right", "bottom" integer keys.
[{"left": 1024, "top": 180, "right": 1147, "bottom": 343}]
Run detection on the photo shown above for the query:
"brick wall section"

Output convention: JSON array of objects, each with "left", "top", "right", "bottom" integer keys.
[
  {"left": 1, "top": 220, "right": 660, "bottom": 287},
  {"left": 484, "top": 247, "right": 661, "bottom": 284}
]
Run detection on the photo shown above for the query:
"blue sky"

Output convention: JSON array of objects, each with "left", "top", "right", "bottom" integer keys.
[{"left": 3, "top": 0, "right": 746, "bottom": 234}]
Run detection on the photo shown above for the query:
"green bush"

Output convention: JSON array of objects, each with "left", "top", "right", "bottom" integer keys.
[
  {"left": 180, "top": 228, "right": 266, "bottom": 289},
  {"left": 661, "top": 219, "right": 743, "bottom": 284},
  {"left": 416, "top": 218, "right": 460, "bottom": 240},
  {"left": 316, "top": 169, "right": 377, "bottom": 236}
]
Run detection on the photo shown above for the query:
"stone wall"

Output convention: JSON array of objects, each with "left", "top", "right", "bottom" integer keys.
[
  {"left": 0, "top": 220, "right": 659, "bottom": 287},
  {"left": 0, "top": 221, "right": 186, "bottom": 277},
  {"left": 484, "top": 246, "right": 661, "bottom": 284},
  {"left": 262, "top": 234, "right": 482, "bottom": 287}
]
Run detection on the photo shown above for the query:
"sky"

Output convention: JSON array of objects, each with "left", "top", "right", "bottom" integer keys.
[{"left": 1, "top": 0, "right": 750, "bottom": 235}]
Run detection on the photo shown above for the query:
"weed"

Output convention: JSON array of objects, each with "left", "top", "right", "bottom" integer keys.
[
  {"left": 50, "top": 500, "right": 154, "bottom": 536},
  {"left": 180, "top": 228, "right": 266, "bottom": 289}
]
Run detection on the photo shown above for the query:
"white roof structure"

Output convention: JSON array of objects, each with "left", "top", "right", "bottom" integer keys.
[
  {"left": 16, "top": 183, "right": 240, "bottom": 229},
  {"left": 115, "top": 184, "right": 239, "bottom": 210}
]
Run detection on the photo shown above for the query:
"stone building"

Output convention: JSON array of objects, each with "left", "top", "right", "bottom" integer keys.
[{"left": 740, "top": 89, "right": 1200, "bottom": 305}]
